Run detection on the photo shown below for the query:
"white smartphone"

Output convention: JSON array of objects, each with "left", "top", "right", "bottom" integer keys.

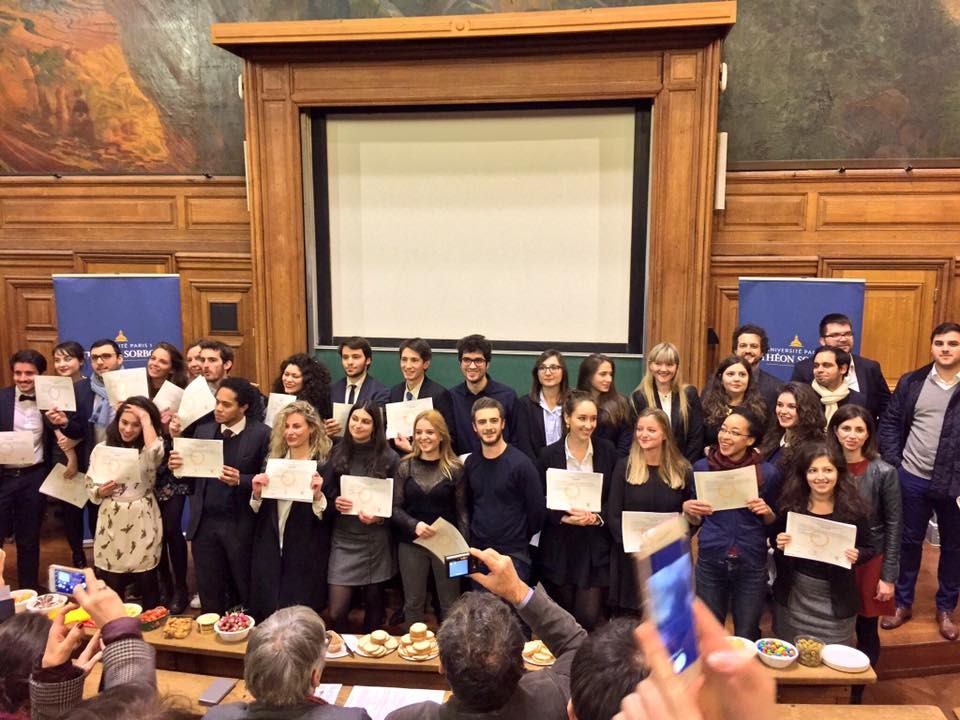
[
  {"left": 47, "top": 564, "right": 87, "bottom": 596},
  {"left": 633, "top": 515, "right": 699, "bottom": 675}
]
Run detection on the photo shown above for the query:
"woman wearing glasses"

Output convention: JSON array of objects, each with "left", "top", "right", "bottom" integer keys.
[
  {"left": 515, "top": 350, "right": 569, "bottom": 461},
  {"left": 684, "top": 406, "right": 782, "bottom": 639}
]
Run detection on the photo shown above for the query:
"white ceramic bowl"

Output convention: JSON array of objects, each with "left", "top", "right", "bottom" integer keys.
[
  {"left": 726, "top": 635, "right": 757, "bottom": 659},
  {"left": 12, "top": 588, "right": 37, "bottom": 614},
  {"left": 755, "top": 638, "right": 798, "bottom": 669},
  {"left": 214, "top": 614, "right": 255, "bottom": 642},
  {"left": 123, "top": 602, "right": 143, "bottom": 618},
  {"left": 25, "top": 593, "right": 68, "bottom": 617}
]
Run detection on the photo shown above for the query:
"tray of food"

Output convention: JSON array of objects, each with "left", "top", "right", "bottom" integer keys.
[
  {"left": 162, "top": 615, "right": 194, "bottom": 640},
  {"left": 398, "top": 622, "right": 438, "bottom": 662},
  {"left": 355, "top": 629, "right": 398, "bottom": 658},
  {"left": 522, "top": 639, "right": 556, "bottom": 667},
  {"left": 326, "top": 630, "right": 349, "bottom": 658}
]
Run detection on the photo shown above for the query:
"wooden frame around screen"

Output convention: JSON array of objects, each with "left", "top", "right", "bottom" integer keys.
[{"left": 212, "top": 2, "right": 736, "bottom": 384}]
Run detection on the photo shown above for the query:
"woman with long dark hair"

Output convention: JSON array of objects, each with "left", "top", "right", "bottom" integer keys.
[
  {"left": 700, "top": 355, "right": 767, "bottom": 450},
  {"left": 146, "top": 342, "right": 188, "bottom": 400},
  {"left": 577, "top": 353, "right": 633, "bottom": 456},
  {"left": 630, "top": 342, "right": 705, "bottom": 463},
  {"left": 757, "top": 381, "right": 825, "bottom": 469},
  {"left": 514, "top": 349, "right": 569, "bottom": 461},
  {"left": 772, "top": 442, "right": 872, "bottom": 644},
  {"left": 828, "top": 404, "right": 901, "bottom": 696},
  {"left": 325, "top": 399, "right": 399, "bottom": 632},
  {"left": 271, "top": 353, "right": 333, "bottom": 419}
]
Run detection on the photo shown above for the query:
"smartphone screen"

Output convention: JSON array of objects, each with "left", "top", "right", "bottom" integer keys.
[
  {"left": 635, "top": 517, "right": 699, "bottom": 674},
  {"left": 52, "top": 568, "right": 87, "bottom": 595}
]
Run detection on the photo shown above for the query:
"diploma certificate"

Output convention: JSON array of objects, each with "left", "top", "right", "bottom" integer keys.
[
  {"left": 40, "top": 464, "right": 89, "bottom": 508},
  {"left": 265, "top": 393, "right": 298, "bottom": 428},
  {"left": 102, "top": 368, "right": 149, "bottom": 406},
  {"left": 262, "top": 458, "right": 317, "bottom": 502},
  {"left": 621, "top": 511, "right": 681, "bottom": 553},
  {"left": 784, "top": 511, "right": 858, "bottom": 569},
  {"left": 340, "top": 475, "right": 394, "bottom": 517},
  {"left": 34, "top": 376, "right": 77, "bottom": 411},
  {"left": 87, "top": 445, "right": 139, "bottom": 485},
  {"left": 0, "top": 431, "right": 36, "bottom": 465},
  {"left": 413, "top": 517, "right": 469, "bottom": 561},
  {"left": 152, "top": 381, "right": 184, "bottom": 413},
  {"left": 385, "top": 398, "right": 433, "bottom": 439},
  {"left": 331, "top": 403, "right": 351, "bottom": 437},
  {"left": 172, "top": 437, "right": 224, "bottom": 478},
  {"left": 177, "top": 376, "right": 216, "bottom": 429},
  {"left": 693, "top": 466, "right": 759, "bottom": 511},
  {"left": 546, "top": 469, "right": 604, "bottom": 512}
]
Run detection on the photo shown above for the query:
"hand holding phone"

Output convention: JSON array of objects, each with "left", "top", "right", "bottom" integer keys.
[
  {"left": 445, "top": 552, "right": 481, "bottom": 578},
  {"left": 461, "top": 548, "right": 528, "bottom": 606},
  {"left": 48, "top": 565, "right": 87, "bottom": 596}
]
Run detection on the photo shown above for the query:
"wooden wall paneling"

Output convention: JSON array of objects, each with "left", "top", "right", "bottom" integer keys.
[
  {"left": 76, "top": 254, "right": 174, "bottom": 275},
  {"left": 823, "top": 259, "right": 950, "bottom": 384}
]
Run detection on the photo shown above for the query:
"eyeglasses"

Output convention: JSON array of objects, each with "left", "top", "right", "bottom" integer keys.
[
  {"left": 461, "top": 357, "right": 486, "bottom": 367},
  {"left": 538, "top": 365, "right": 563, "bottom": 373},
  {"left": 90, "top": 353, "right": 117, "bottom": 362},
  {"left": 717, "top": 427, "right": 748, "bottom": 438},
  {"left": 824, "top": 331, "right": 853, "bottom": 340}
]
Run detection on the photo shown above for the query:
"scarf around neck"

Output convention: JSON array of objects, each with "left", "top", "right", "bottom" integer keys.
[
  {"left": 88, "top": 373, "right": 113, "bottom": 428},
  {"left": 811, "top": 380, "right": 849, "bottom": 424}
]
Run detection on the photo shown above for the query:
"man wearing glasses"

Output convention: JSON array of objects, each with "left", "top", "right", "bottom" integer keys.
[
  {"left": 449, "top": 334, "right": 518, "bottom": 455},
  {"left": 791, "top": 313, "right": 891, "bottom": 420}
]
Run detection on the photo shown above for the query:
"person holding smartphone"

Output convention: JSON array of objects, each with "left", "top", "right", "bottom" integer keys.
[
  {"left": 684, "top": 407, "right": 781, "bottom": 640},
  {"left": 391, "top": 410, "right": 467, "bottom": 628},
  {"left": 537, "top": 390, "right": 617, "bottom": 630},
  {"left": 326, "top": 400, "right": 400, "bottom": 633},
  {"left": 608, "top": 408, "right": 693, "bottom": 616}
]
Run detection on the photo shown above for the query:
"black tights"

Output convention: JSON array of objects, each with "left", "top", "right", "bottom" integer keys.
[
  {"left": 157, "top": 496, "right": 188, "bottom": 593},
  {"left": 328, "top": 583, "right": 387, "bottom": 634},
  {"left": 98, "top": 567, "right": 160, "bottom": 610},
  {"left": 851, "top": 614, "right": 881, "bottom": 703},
  {"left": 543, "top": 580, "right": 606, "bottom": 631}
]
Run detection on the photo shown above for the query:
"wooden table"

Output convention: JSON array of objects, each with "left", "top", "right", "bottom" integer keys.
[
  {"left": 767, "top": 660, "right": 877, "bottom": 704},
  {"left": 783, "top": 705, "right": 946, "bottom": 720}
]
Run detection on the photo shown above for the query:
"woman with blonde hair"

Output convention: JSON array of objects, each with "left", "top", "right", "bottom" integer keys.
[
  {"left": 607, "top": 408, "right": 693, "bottom": 614},
  {"left": 392, "top": 410, "right": 467, "bottom": 627},
  {"left": 249, "top": 401, "right": 332, "bottom": 619},
  {"left": 630, "top": 342, "right": 705, "bottom": 463}
]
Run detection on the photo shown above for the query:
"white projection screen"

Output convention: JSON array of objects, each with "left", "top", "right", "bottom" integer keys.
[{"left": 324, "top": 108, "right": 638, "bottom": 346}]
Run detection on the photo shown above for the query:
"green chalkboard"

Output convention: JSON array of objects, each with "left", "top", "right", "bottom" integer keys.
[{"left": 314, "top": 348, "right": 645, "bottom": 400}]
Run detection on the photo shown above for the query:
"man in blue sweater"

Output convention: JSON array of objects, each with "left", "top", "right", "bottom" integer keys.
[{"left": 465, "top": 397, "right": 545, "bottom": 582}]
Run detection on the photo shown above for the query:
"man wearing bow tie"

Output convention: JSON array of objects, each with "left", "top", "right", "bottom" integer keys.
[{"left": 0, "top": 349, "right": 51, "bottom": 589}]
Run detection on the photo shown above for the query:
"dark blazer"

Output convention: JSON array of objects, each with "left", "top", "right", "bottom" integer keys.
[
  {"left": 49, "top": 379, "right": 95, "bottom": 471},
  {"left": 387, "top": 377, "right": 454, "bottom": 428},
  {"left": 791, "top": 354, "right": 891, "bottom": 419},
  {"left": 385, "top": 585, "right": 587, "bottom": 720},
  {"left": 630, "top": 385, "right": 705, "bottom": 463},
  {"left": 331, "top": 375, "right": 389, "bottom": 406},
  {"left": 184, "top": 419, "right": 271, "bottom": 540},
  {"left": 208, "top": 701, "right": 369, "bottom": 720},
  {"left": 513, "top": 394, "right": 557, "bottom": 462},
  {"left": 0, "top": 386, "right": 50, "bottom": 468},
  {"left": 755, "top": 367, "right": 784, "bottom": 416}
]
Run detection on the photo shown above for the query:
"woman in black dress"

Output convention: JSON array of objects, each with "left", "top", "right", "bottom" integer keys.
[
  {"left": 514, "top": 349, "right": 568, "bottom": 462},
  {"left": 249, "top": 401, "right": 332, "bottom": 620},
  {"left": 607, "top": 407, "right": 693, "bottom": 614},
  {"left": 537, "top": 390, "right": 617, "bottom": 630},
  {"left": 577, "top": 353, "right": 634, "bottom": 456}
]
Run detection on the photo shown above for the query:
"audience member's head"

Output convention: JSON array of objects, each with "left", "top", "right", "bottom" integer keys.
[
  {"left": 438, "top": 591, "right": 525, "bottom": 713},
  {"left": 0, "top": 611, "right": 53, "bottom": 714},
  {"left": 569, "top": 618, "right": 650, "bottom": 720},
  {"left": 61, "top": 682, "right": 195, "bottom": 720},
  {"left": 244, "top": 605, "right": 329, "bottom": 706}
]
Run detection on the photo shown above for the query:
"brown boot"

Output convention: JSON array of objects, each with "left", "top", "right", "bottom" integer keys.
[
  {"left": 936, "top": 611, "right": 959, "bottom": 641},
  {"left": 880, "top": 606, "right": 912, "bottom": 630}
]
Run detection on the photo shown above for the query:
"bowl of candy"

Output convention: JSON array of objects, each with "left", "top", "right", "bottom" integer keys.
[
  {"left": 755, "top": 638, "right": 798, "bottom": 669},
  {"left": 795, "top": 635, "right": 824, "bottom": 667},
  {"left": 214, "top": 611, "right": 255, "bottom": 642}
]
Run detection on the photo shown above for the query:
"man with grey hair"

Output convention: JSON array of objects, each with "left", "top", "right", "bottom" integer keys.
[{"left": 206, "top": 606, "right": 370, "bottom": 719}]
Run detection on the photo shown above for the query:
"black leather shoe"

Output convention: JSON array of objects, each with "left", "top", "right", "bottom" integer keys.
[{"left": 880, "top": 606, "right": 912, "bottom": 630}]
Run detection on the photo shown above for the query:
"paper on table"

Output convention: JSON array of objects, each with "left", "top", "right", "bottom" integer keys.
[
  {"left": 385, "top": 397, "right": 433, "bottom": 438},
  {"left": 784, "top": 511, "right": 858, "bottom": 569},
  {"left": 546, "top": 468, "right": 604, "bottom": 512},
  {"left": 102, "top": 368, "right": 149, "bottom": 405},
  {"left": 40, "top": 464, "right": 89, "bottom": 508},
  {"left": 0, "top": 431, "right": 36, "bottom": 465},
  {"left": 621, "top": 511, "right": 681, "bottom": 553},
  {"left": 312, "top": 684, "right": 342, "bottom": 704},
  {"left": 177, "top": 376, "right": 216, "bottom": 429},
  {"left": 172, "top": 437, "right": 224, "bottom": 478},
  {"left": 262, "top": 458, "right": 316, "bottom": 502},
  {"left": 340, "top": 475, "right": 394, "bottom": 517},
  {"left": 344, "top": 686, "right": 446, "bottom": 720},
  {"left": 34, "top": 376, "right": 76, "bottom": 411},
  {"left": 331, "top": 402, "right": 351, "bottom": 437},
  {"left": 413, "top": 517, "right": 469, "bottom": 562},
  {"left": 86, "top": 445, "right": 139, "bottom": 485},
  {"left": 693, "top": 466, "right": 759, "bottom": 511},
  {"left": 265, "top": 393, "right": 297, "bottom": 428},
  {"left": 152, "top": 381, "right": 184, "bottom": 414}
]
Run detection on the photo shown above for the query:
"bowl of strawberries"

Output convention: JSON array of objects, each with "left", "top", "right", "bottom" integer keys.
[{"left": 214, "top": 611, "right": 255, "bottom": 642}]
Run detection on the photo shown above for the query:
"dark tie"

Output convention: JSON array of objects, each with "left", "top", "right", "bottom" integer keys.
[
  {"left": 347, "top": 385, "right": 357, "bottom": 404},
  {"left": 222, "top": 429, "right": 234, "bottom": 438},
  {"left": 18, "top": 394, "right": 36, "bottom": 402},
  {"left": 405, "top": 391, "right": 413, "bottom": 401}
]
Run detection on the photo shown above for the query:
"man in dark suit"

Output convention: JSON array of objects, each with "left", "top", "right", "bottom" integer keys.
[
  {"left": 324, "top": 337, "right": 389, "bottom": 438},
  {"left": 732, "top": 323, "right": 782, "bottom": 413},
  {"left": 386, "top": 338, "right": 454, "bottom": 447},
  {"left": 169, "top": 376, "right": 270, "bottom": 613},
  {"left": 790, "top": 312, "right": 891, "bottom": 420},
  {"left": 0, "top": 349, "right": 51, "bottom": 589}
]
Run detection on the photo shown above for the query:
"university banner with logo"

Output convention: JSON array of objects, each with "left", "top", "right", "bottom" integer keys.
[
  {"left": 53, "top": 275, "right": 182, "bottom": 371},
  {"left": 738, "top": 277, "right": 865, "bottom": 381}
]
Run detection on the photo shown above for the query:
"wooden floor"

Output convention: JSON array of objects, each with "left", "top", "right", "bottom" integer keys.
[{"left": 4, "top": 504, "right": 960, "bottom": 713}]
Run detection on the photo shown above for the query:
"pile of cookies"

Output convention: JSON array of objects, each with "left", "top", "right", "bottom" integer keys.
[
  {"left": 162, "top": 616, "right": 193, "bottom": 640},
  {"left": 357, "top": 629, "right": 399, "bottom": 658},
  {"left": 398, "top": 622, "right": 439, "bottom": 662},
  {"left": 326, "top": 630, "right": 344, "bottom": 655},
  {"left": 522, "top": 640, "right": 556, "bottom": 666}
]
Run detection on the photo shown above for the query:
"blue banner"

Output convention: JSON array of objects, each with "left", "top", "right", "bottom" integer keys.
[
  {"left": 53, "top": 275, "right": 183, "bottom": 371},
  {"left": 738, "top": 278, "right": 865, "bottom": 381}
]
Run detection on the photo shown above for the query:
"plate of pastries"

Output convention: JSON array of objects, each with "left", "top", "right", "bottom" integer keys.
[
  {"left": 398, "top": 622, "right": 439, "bottom": 662},
  {"left": 355, "top": 629, "right": 399, "bottom": 658},
  {"left": 523, "top": 640, "right": 557, "bottom": 666},
  {"left": 326, "top": 630, "right": 348, "bottom": 658}
]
